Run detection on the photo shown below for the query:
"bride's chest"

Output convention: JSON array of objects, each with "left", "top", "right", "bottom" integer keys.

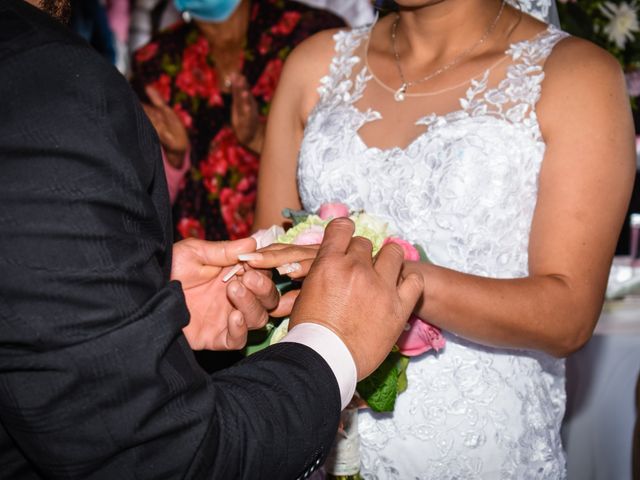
[{"left": 298, "top": 107, "right": 545, "bottom": 217}]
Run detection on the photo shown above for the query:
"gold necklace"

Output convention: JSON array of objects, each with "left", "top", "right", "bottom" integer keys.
[{"left": 391, "top": 0, "right": 506, "bottom": 102}]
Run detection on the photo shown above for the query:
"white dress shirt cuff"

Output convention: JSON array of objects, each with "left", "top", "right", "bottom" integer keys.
[{"left": 281, "top": 323, "right": 357, "bottom": 410}]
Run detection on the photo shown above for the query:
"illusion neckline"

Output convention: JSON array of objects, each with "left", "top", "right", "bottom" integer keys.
[
  {"left": 347, "top": 24, "right": 557, "bottom": 153},
  {"left": 362, "top": 21, "right": 556, "bottom": 99}
]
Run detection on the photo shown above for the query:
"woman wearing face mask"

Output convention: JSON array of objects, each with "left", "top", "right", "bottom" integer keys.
[
  {"left": 254, "top": 0, "right": 635, "bottom": 477},
  {"left": 129, "top": 0, "right": 344, "bottom": 242}
]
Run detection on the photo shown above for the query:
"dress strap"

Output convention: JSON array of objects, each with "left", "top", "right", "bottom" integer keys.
[
  {"left": 505, "top": 25, "right": 571, "bottom": 108},
  {"left": 507, "top": 25, "right": 570, "bottom": 67},
  {"left": 317, "top": 25, "right": 372, "bottom": 107}
]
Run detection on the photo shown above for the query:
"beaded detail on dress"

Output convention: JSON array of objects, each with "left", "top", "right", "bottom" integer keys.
[{"left": 298, "top": 24, "right": 570, "bottom": 479}]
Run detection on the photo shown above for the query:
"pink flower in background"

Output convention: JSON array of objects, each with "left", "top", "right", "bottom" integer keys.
[
  {"left": 318, "top": 202, "right": 349, "bottom": 220},
  {"left": 626, "top": 69, "right": 640, "bottom": 97},
  {"left": 292, "top": 225, "right": 325, "bottom": 245},
  {"left": 172, "top": 103, "right": 193, "bottom": 129},
  {"left": 396, "top": 315, "right": 446, "bottom": 357},
  {"left": 135, "top": 42, "right": 159, "bottom": 63},
  {"left": 148, "top": 74, "right": 172, "bottom": 103},
  {"left": 383, "top": 237, "right": 420, "bottom": 261},
  {"left": 177, "top": 217, "right": 205, "bottom": 239},
  {"left": 252, "top": 58, "right": 284, "bottom": 102},
  {"left": 271, "top": 11, "right": 302, "bottom": 35}
]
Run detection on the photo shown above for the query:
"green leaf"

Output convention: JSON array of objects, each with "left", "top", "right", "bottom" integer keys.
[
  {"left": 281, "top": 208, "right": 310, "bottom": 226},
  {"left": 414, "top": 244, "right": 430, "bottom": 263},
  {"left": 396, "top": 355, "right": 410, "bottom": 394},
  {"left": 243, "top": 322, "right": 275, "bottom": 356},
  {"left": 357, "top": 351, "right": 403, "bottom": 412},
  {"left": 161, "top": 53, "right": 180, "bottom": 77}
]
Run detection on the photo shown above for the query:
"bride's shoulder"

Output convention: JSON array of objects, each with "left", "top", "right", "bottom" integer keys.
[
  {"left": 274, "top": 27, "right": 351, "bottom": 118},
  {"left": 543, "top": 33, "right": 623, "bottom": 86},
  {"left": 536, "top": 31, "right": 629, "bottom": 142},
  {"left": 285, "top": 27, "right": 347, "bottom": 69}
]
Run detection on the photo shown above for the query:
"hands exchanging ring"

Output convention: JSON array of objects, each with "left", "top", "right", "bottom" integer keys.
[
  {"left": 170, "top": 234, "right": 318, "bottom": 351},
  {"left": 172, "top": 218, "right": 424, "bottom": 382}
]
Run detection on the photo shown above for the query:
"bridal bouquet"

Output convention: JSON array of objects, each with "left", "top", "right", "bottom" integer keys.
[{"left": 247, "top": 202, "right": 445, "bottom": 412}]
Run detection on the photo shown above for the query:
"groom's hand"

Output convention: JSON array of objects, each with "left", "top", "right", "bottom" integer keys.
[
  {"left": 288, "top": 218, "right": 424, "bottom": 380},
  {"left": 171, "top": 237, "right": 280, "bottom": 350}
]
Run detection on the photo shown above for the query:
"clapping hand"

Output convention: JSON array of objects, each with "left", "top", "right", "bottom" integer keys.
[
  {"left": 142, "top": 85, "right": 190, "bottom": 168},
  {"left": 229, "top": 73, "right": 264, "bottom": 153}
]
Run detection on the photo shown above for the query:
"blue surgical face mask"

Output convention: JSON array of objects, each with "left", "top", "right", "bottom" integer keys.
[{"left": 174, "top": 0, "right": 242, "bottom": 23}]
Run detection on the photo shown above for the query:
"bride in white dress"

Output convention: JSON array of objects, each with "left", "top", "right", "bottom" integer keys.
[{"left": 254, "top": 0, "right": 635, "bottom": 477}]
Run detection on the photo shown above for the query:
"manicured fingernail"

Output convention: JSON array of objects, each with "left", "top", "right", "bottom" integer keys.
[
  {"left": 223, "top": 264, "right": 243, "bottom": 282},
  {"left": 238, "top": 253, "right": 263, "bottom": 261},
  {"left": 276, "top": 262, "right": 301, "bottom": 275}
]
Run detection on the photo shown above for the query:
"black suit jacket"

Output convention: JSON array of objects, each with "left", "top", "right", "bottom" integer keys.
[{"left": 0, "top": 2, "right": 339, "bottom": 478}]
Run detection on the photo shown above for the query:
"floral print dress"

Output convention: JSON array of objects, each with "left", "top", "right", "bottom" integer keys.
[{"left": 130, "top": 0, "right": 344, "bottom": 241}]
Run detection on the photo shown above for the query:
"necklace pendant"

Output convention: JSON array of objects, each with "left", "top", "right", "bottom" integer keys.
[{"left": 394, "top": 83, "right": 407, "bottom": 102}]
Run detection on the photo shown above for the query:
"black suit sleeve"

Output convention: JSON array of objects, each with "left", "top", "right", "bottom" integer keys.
[{"left": 0, "top": 25, "right": 339, "bottom": 480}]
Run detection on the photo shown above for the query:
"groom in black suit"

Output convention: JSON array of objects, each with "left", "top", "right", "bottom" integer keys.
[{"left": 0, "top": 1, "right": 423, "bottom": 479}]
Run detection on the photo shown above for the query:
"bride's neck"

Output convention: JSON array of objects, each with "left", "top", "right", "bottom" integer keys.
[{"left": 393, "top": 0, "right": 506, "bottom": 61}]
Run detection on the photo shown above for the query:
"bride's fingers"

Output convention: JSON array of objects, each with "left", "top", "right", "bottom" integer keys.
[
  {"left": 276, "top": 259, "right": 314, "bottom": 279},
  {"left": 269, "top": 290, "right": 300, "bottom": 318},
  {"left": 257, "top": 242, "right": 320, "bottom": 253},
  {"left": 239, "top": 244, "right": 319, "bottom": 270}
]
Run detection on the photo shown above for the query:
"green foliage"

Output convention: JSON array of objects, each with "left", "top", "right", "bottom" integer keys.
[
  {"left": 281, "top": 208, "right": 311, "bottom": 226},
  {"left": 414, "top": 243, "right": 431, "bottom": 263},
  {"left": 356, "top": 350, "right": 410, "bottom": 413},
  {"left": 161, "top": 53, "right": 180, "bottom": 76}
]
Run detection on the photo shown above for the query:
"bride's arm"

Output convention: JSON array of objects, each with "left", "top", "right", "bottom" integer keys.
[
  {"left": 406, "top": 37, "right": 635, "bottom": 358},
  {"left": 253, "top": 30, "right": 341, "bottom": 231}
]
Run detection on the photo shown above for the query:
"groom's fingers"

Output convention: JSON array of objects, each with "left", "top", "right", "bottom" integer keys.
[
  {"left": 269, "top": 290, "right": 300, "bottom": 318},
  {"left": 317, "top": 218, "right": 355, "bottom": 258},
  {"left": 373, "top": 242, "right": 405, "bottom": 285},
  {"left": 224, "top": 310, "right": 248, "bottom": 350},
  {"left": 346, "top": 236, "right": 373, "bottom": 261},
  {"left": 226, "top": 279, "right": 269, "bottom": 330},
  {"left": 240, "top": 269, "right": 280, "bottom": 311}
]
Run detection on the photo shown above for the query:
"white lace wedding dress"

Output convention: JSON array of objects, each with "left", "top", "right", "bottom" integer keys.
[{"left": 296, "top": 6, "right": 570, "bottom": 479}]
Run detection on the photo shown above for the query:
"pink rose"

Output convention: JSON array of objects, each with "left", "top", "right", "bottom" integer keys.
[
  {"left": 396, "top": 315, "right": 446, "bottom": 357},
  {"left": 383, "top": 237, "right": 420, "bottom": 261},
  {"left": 318, "top": 202, "right": 350, "bottom": 220},
  {"left": 293, "top": 225, "right": 325, "bottom": 245}
]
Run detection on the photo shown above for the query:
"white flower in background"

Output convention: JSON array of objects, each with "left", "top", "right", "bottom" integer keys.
[{"left": 599, "top": 1, "right": 640, "bottom": 49}]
